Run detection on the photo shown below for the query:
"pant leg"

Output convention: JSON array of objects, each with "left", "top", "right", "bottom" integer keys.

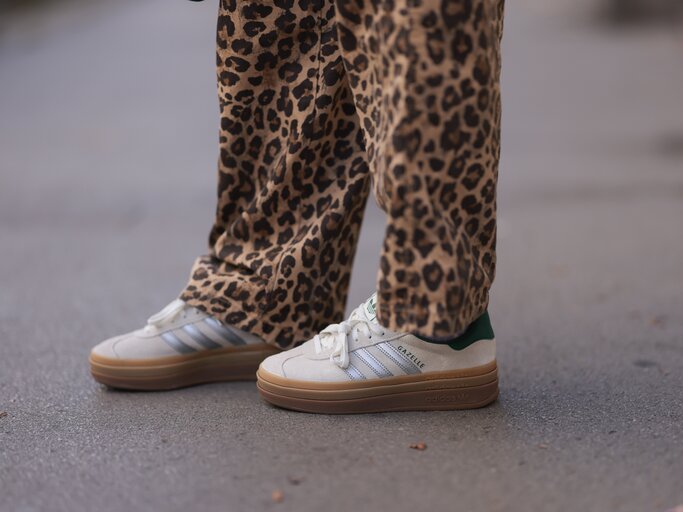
[
  {"left": 181, "top": 0, "right": 371, "bottom": 348},
  {"left": 335, "top": 0, "right": 505, "bottom": 337}
]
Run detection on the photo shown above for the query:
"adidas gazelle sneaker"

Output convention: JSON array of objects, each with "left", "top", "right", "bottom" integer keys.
[
  {"left": 90, "top": 299, "right": 278, "bottom": 390},
  {"left": 257, "top": 294, "right": 498, "bottom": 413}
]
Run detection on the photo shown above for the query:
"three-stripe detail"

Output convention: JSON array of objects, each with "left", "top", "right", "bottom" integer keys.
[
  {"left": 160, "top": 332, "right": 196, "bottom": 355},
  {"left": 160, "top": 318, "right": 247, "bottom": 353},
  {"left": 343, "top": 343, "right": 423, "bottom": 381},
  {"left": 182, "top": 324, "right": 222, "bottom": 350},
  {"left": 354, "top": 348, "right": 393, "bottom": 378},
  {"left": 343, "top": 364, "right": 366, "bottom": 381},
  {"left": 204, "top": 317, "right": 246, "bottom": 346},
  {"left": 372, "top": 342, "right": 422, "bottom": 375}
]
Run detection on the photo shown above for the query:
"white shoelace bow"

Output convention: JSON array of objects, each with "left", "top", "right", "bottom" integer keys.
[
  {"left": 313, "top": 303, "right": 385, "bottom": 369},
  {"left": 144, "top": 299, "right": 187, "bottom": 333}
]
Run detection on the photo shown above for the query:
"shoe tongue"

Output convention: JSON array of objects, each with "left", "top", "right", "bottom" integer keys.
[{"left": 363, "top": 293, "right": 378, "bottom": 323}]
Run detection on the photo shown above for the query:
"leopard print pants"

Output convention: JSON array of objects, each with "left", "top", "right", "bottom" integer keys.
[{"left": 180, "top": 0, "right": 504, "bottom": 348}]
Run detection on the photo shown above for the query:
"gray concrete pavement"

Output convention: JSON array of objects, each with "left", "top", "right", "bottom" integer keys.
[{"left": 1, "top": 1, "right": 682, "bottom": 511}]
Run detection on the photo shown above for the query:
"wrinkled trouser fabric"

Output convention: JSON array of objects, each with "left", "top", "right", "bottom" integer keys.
[{"left": 180, "top": 0, "right": 505, "bottom": 348}]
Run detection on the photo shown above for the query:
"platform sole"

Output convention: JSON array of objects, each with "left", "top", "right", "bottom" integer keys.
[
  {"left": 256, "top": 361, "right": 499, "bottom": 414},
  {"left": 90, "top": 345, "right": 279, "bottom": 391}
]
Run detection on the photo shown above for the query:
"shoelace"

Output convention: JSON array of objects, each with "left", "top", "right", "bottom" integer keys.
[
  {"left": 313, "top": 303, "right": 386, "bottom": 369},
  {"left": 143, "top": 299, "right": 188, "bottom": 333}
]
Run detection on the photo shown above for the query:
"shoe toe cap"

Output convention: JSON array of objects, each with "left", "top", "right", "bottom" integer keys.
[
  {"left": 90, "top": 334, "right": 126, "bottom": 360},
  {"left": 259, "top": 342, "right": 310, "bottom": 378},
  {"left": 259, "top": 350, "right": 289, "bottom": 378},
  {"left": 259, "top": 347, "right": 348, "bottom": 382}
]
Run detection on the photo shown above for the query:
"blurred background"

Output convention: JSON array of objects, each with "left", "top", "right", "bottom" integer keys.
[{"left": 1, "top": 1, "right": 682, "bottom": 511}]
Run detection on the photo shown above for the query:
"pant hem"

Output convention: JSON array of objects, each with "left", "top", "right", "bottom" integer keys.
[{"left": 375, "top": 297, "right": 488, "bottom": 340}]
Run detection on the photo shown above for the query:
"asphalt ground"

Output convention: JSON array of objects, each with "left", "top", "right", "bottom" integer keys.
[{"left": 1, "top": 1, "right": 682, "bottom": 511}]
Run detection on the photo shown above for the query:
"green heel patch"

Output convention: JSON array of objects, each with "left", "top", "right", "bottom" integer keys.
[{"left": 416, "top": 311, "right": 495, "bottom": 351}]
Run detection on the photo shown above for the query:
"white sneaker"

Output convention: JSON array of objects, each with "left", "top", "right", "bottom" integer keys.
[
  {"left": 90, "top": 299, "right": 278, "bottom": 390},
  {"left": 257, "top": 293, "right": 498, "bottom": 413}
]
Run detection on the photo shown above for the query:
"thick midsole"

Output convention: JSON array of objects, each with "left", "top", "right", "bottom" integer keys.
[
  {"left": 256, "top": 361, "right": 498, "bottom": 408},
  {"left": 90, "top": 345, "right": 279, "bottom": 390}
]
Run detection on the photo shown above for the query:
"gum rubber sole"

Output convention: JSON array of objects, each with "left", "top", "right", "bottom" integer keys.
[
  {"left": 90, "top": 346, "right": 279, "bottom": 391},
  {"left": 256, "top": 362, "right": 499, "bottom": 414}
]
